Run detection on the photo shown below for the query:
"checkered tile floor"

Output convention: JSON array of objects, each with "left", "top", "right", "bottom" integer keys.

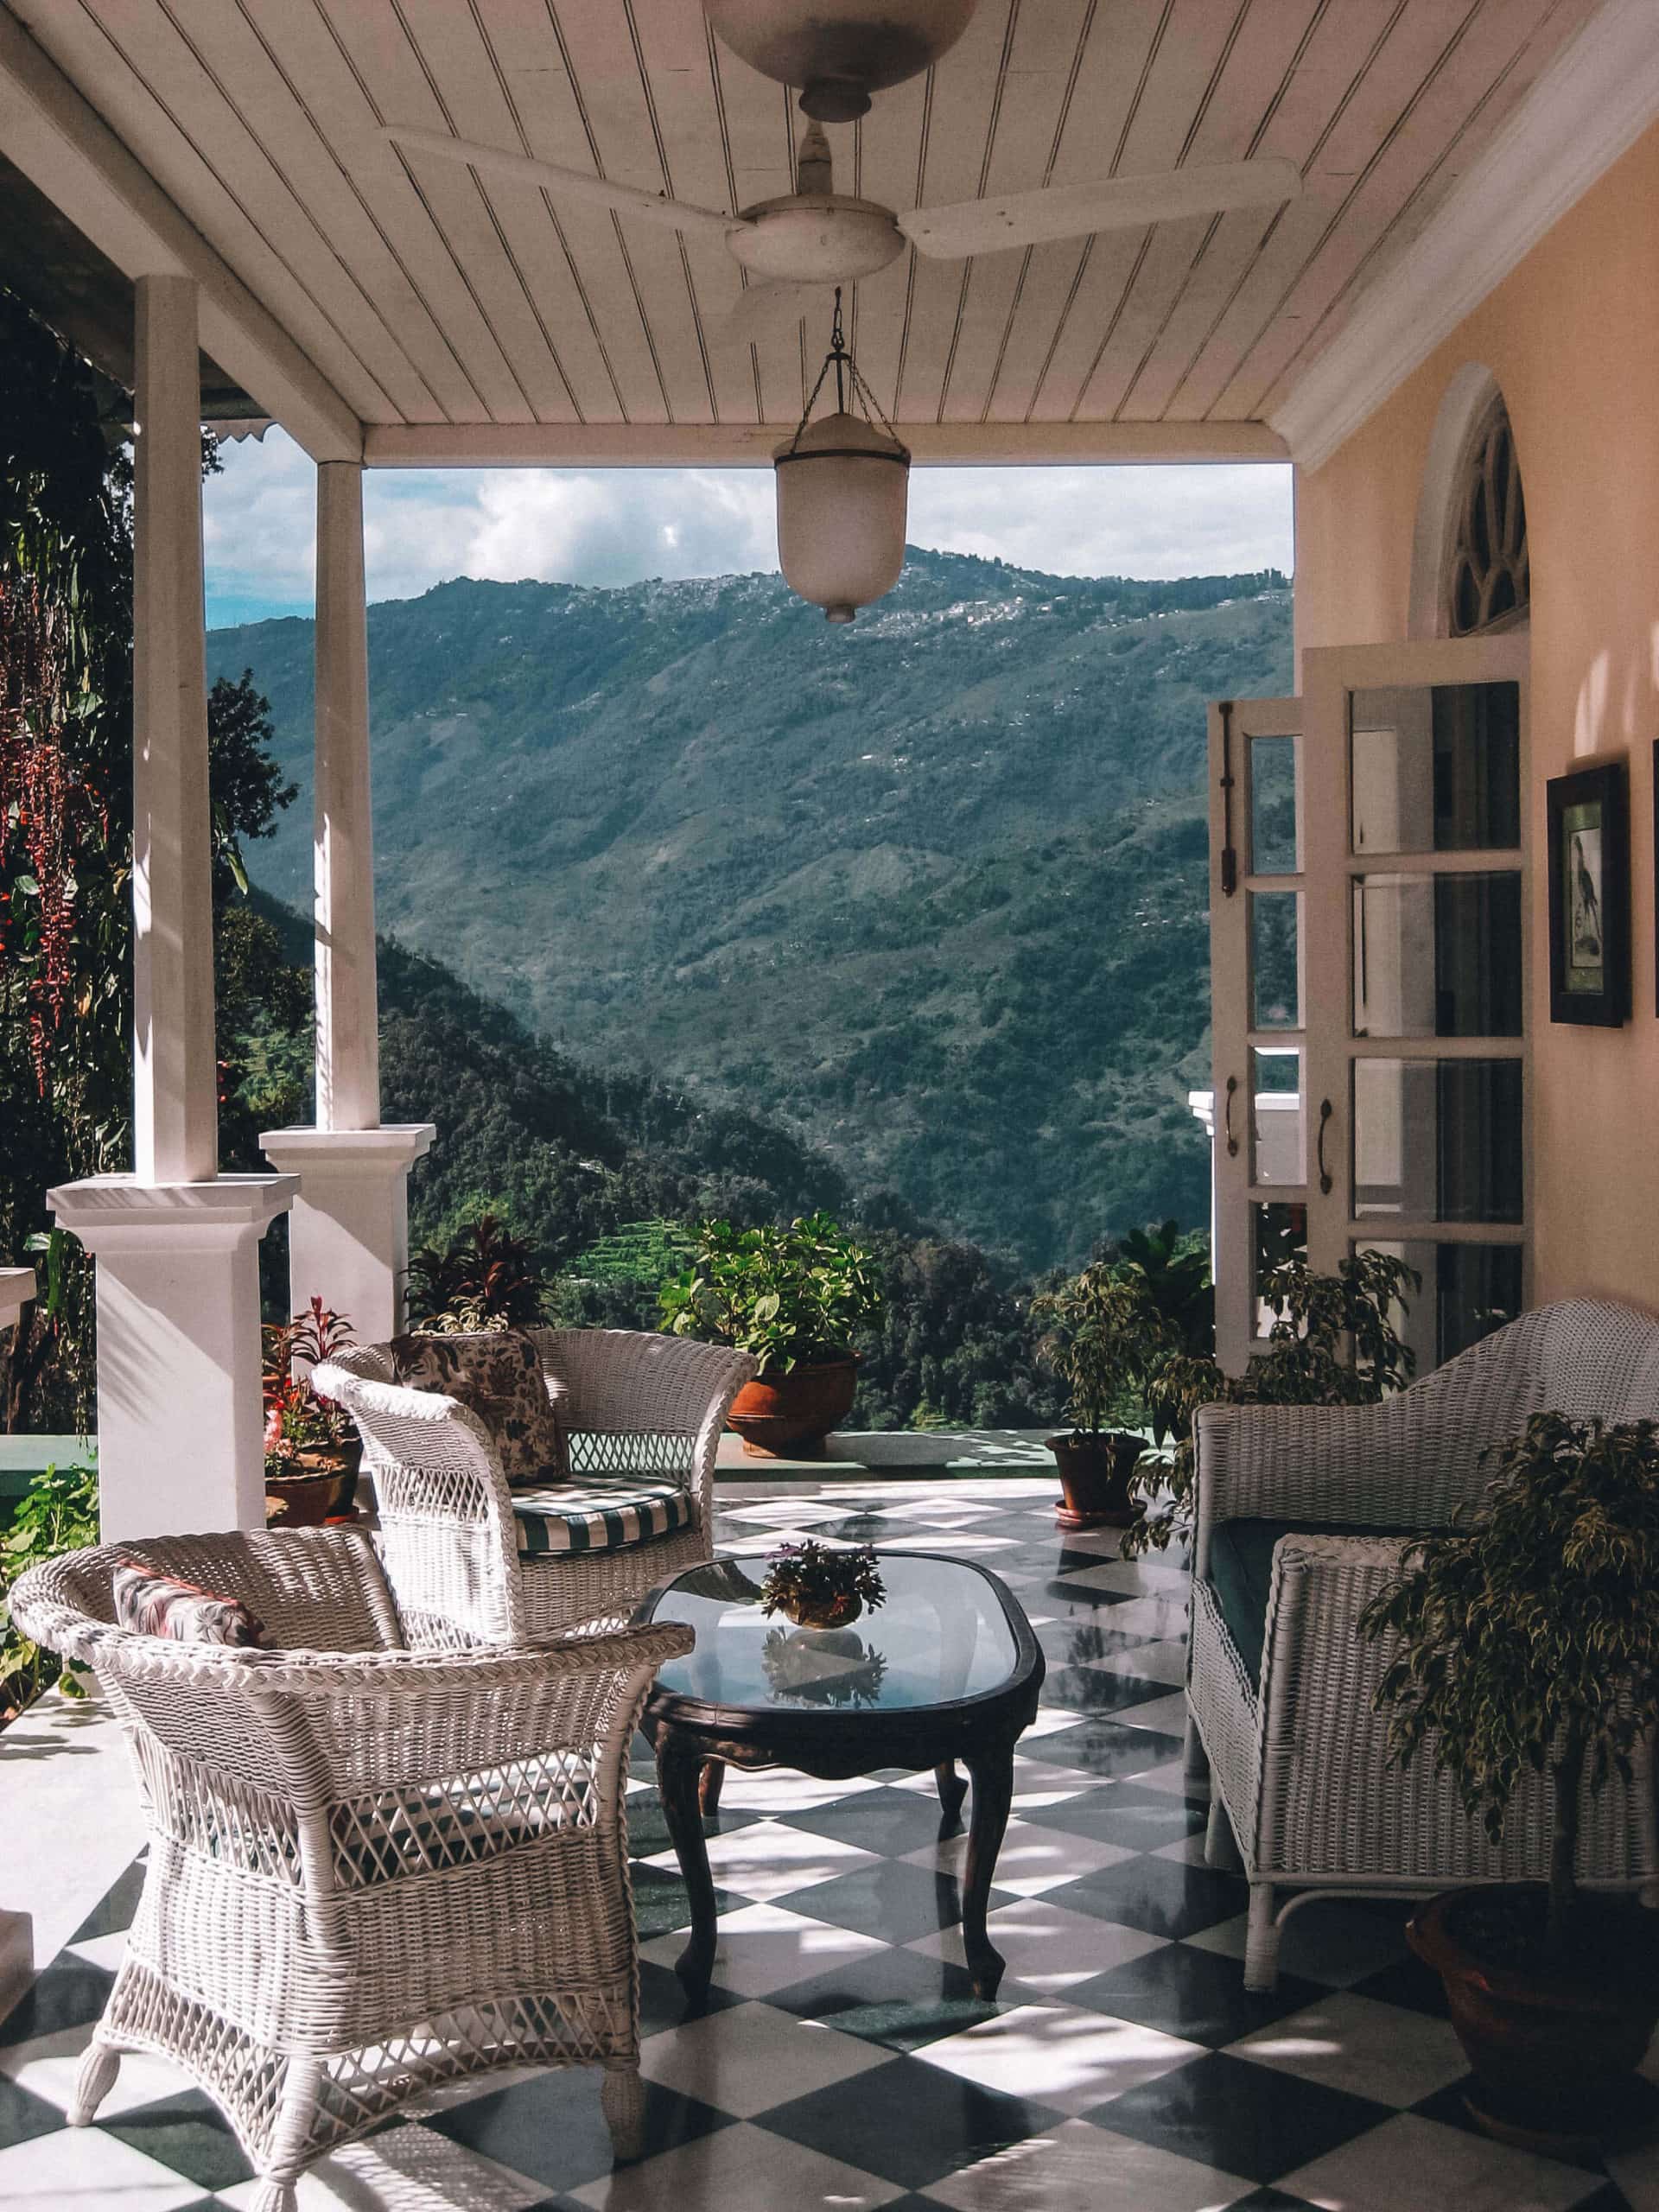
[{"left": 2, "top": 1477, "right": 1653, "bottom": 2210}]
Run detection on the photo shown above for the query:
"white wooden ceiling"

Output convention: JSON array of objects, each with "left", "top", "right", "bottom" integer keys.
[{"left": 3, "top": 0, "right": 1607, "bottom": 448}]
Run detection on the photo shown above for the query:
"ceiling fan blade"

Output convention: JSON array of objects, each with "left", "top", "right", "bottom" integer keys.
[
  {"left": 383, "top": 126, "right": 745, "bottom": 244},
  {"left": 719, "top": 281, "right": 839, "bottom": 350},
  {"left": 899, "top": 156, "right": 1301, "bottom": 259}
]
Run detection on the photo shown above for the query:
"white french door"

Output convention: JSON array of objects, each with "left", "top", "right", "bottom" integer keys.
[{"left": 1210, "top": 632, "right": 1529, "bottom": 1376}]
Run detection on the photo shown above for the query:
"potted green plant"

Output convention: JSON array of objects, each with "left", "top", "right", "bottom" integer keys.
[
  {"left": 760, "top": 1540, "right": 886, "bottom": 1629},
  {"left": 659, "top": 1213, "right": 882, "bottom": 1455},
  {"left": 1360, "top": 1412, "right": 1659, "bottom": 2151},
  {"left": 263, "top": 1299, "right": 360, "bottom": 1527},
  {"left": 405, "top": 1211, "right": 551, "bottom": 1333},
  {"left": 1032, "top": 1261, "right": 1169, "bottom": 1529}
]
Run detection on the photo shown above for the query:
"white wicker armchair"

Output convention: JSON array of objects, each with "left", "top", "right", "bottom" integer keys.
[
  {"left": 9, "top": 1528, "right": 692, "bottom": 2212},
  {"left": 318, "top": 1328, "right": 754, "bottom": 1647},
  {"left": 1185, "top": 1298, "right": 1659, "bottom": 1990}
]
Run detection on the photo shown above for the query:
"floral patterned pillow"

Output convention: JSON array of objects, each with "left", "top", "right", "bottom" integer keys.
[
  {"left": 387, "top": 1329, "right": 570, "bottom": 1486},
  {"left": 113, "top": 1560, "right": 268, "bottom": 1648}
]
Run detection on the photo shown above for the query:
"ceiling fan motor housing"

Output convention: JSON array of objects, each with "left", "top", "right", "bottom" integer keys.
[
  {"left": 730, "top": 197, "right": 906, "bottom": 283},
  {"left": 704, "top": 1, "right": 980, "bottom": 118}
]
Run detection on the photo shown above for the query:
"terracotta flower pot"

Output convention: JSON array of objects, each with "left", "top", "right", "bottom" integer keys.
[
  {"left": 1047, "top": 1430, "right": 1146, "bottom": 1530},
  {"left": 264, "top": 1440, "right": 361, "bottom": 1529},
  {"left": 1409, "top": 1885, "right": 1659, "bottom": 2152},
  {"left": 777, "top": 1590, "right": 864, "bottom": 1630},
  {"left": 728, "top": 1357, "right": 858, "bottom": 1458}
]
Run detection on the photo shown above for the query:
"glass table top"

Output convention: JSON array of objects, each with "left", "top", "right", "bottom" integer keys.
[{"left": 645, "top": 1553, "right": 1024, "bottom": 1714}]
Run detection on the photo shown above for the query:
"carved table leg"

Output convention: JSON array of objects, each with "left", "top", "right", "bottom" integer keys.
[
  {"left": 656, "top": 1732, "right": 717, "bottom": 2005},
  {"left": 960, "top": 1740, "right": 1015, "bottom": 1999},
  {"left": 934, "top": 1758, "right": 969, "bottom": 1835},
  {"left": 698, "top": 1759, "right": 726, "bottom": 1820}
]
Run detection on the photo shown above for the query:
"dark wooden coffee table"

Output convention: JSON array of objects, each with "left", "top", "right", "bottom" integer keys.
[{"left": 633, "top": 1549, "right": 1045, "bottom": 2002}]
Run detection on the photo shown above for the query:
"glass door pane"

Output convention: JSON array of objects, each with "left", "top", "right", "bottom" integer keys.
[{"left": 1350, "top": 681, "right": 1521, "bottom": 853}]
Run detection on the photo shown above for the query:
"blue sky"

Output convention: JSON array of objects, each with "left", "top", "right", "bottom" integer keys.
[{"left": 201, "top": 427, "right": 1294, "bottom": 630}]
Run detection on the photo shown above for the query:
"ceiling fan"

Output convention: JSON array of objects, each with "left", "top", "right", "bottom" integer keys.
[{"left": 382, "top": 1, "right": 1300, "bottom": 353}]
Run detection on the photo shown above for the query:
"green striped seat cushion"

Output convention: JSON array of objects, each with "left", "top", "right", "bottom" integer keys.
[{"left": 512, "top": 1478, "right": 695, "bottom": 1557}]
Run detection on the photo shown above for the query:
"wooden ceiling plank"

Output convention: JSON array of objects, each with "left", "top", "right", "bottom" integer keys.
[
  {"left": 1246, "top": 0, "right": 1592, "bottom": 418},
  {"left": 164, "top": 0, "right": 454, "bottom": 423},
  {"left": 19, "top": 0, "right": 393, "bottom": 422},
  {"left": 933, "top": 7, "right": 1093, "bottom": 423},
  {"left": 983, "top": 0, "right": 1185, "bottom": 421},
  {"left": 1131, "top": 0, "right": 1366, "bottom": 422},
  {"left": 628, "top": 0, "right": 760, "bottom": 423},
  {"left": 1082, "top": 0, "right": 1335, "bottom": 423},
  {"left": 315, "top": 0, "right": 556, "bottom": 422},
  {"left": 371, "top": 0, "right": 587, "bottom": 422},
  {"left": 543, "top": 0, "right": 721, "bottom": 424},
  {"left": 894, "top": 0, "right": 1017, "bottom": 422},
  {"left": 77, "top": 0, "right": 427, "bottom": 419},
  {"left": 245, "top": 0, "right": 521, "bottom": 423},
  {"left": 471, "top": 0, "right": 672, "bottom": 425},
  {"left": 1024, "top": 0, "right": 1243, "bottom": 421},
  {"left": 1195, "top": 0, "right": 1567, "bottom": 420}
]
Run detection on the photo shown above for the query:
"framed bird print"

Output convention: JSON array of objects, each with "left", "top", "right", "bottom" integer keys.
[{"left": 1547, "top": 760, "right": 1629, "bottom": 1025}]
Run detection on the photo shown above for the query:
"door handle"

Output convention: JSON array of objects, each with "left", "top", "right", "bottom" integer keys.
[
  {"left": 1224, "top": 1075, "right": 1239, "bottom": 1158},
  {"left": 1316, "top": 1097, "right": 1333, "bottom": 1195}
]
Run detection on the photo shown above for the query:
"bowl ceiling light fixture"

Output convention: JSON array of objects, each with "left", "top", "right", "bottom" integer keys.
[
  {"left": 773, "top": 289, "right": 910, "bottom": 624},
  {"left": 702, "top": 0, "right": 981, "bottom": 121}
]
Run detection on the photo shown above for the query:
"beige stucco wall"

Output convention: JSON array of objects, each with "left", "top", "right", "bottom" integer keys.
[{"left": 1294, "top": 118, "right": 1659, "bottom": 1313}]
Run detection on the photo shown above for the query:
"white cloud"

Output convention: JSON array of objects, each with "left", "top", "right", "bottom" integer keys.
[{"left": 202, "top": 427, "right": 1292, "bottom": 624}]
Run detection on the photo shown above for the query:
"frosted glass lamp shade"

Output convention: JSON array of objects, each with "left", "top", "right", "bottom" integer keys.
[{"left": 774, "top": 410, "right": 911, "bottom": 623}]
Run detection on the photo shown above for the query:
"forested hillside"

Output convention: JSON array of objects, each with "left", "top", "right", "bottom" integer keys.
[
  {"left": 238, "top": 892, "right": 1059, "bottom": 1433},
  {"left": 211, "top": 549, "right": 1293, "bottom": 1270}
]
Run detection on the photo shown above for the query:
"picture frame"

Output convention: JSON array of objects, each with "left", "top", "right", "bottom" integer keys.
[{"left": 1547, "top": 760, "right": 1629, "bottom": 1026}]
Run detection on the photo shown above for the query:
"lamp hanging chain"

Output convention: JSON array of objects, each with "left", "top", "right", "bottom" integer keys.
[{"left": 786, "top": 287, "right": 905, "bottom": 454}]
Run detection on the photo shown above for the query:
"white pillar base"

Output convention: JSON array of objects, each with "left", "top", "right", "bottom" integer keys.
[
  {"left": 258, "top": 1126, "right": 435, "bottom": 1345},
  {"left": 48, "top": 1176, "right": 296, "bottom": 1541}
]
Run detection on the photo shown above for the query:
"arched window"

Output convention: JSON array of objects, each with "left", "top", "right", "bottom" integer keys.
[{"left": 1446, "top": 392, "right": 1529, "bottom": 636}]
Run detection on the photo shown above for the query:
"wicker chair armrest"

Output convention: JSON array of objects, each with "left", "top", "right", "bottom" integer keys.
[
  {"left": 10, "top": 1558, "right": 692, "bottom": 1700},
  {"left": 1192, "top": 1402, "right": 1399, "bottom": 1573},
  {"left": 1252, "top": 1533, "right": 1412, "bottom": 1840},
  {"left": 315, "top": 1360, "right": 517, "bottom": 1518}
]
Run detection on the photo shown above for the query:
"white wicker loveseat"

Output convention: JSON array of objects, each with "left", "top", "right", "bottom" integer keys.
[
  {"left": 318, "top": 1327, "right": 754, "bottom": 1646},
  {"left": 1185, "top": 1297, "right": 1659, "bottom": 1990},
  {"left": 10, "top": 1527, "right": 692, "bottom": 2212}
]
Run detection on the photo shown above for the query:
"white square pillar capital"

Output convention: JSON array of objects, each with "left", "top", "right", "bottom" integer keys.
[
  {"left": 259, "top": 1125, "right": 435, "bottom": 1344},
  {"left": 49, "top": 1175, "right": 296, "bottom": 1541}
]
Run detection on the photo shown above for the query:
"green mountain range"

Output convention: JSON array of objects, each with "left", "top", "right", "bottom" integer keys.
[{"left": 210, "top": 548, "right": 1292, "bottom": 1272}]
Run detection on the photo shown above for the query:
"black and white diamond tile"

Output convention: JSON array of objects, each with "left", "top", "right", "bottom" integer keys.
[{"left": 0, "top": 1476, "right": 1638, "bottom": 2210}]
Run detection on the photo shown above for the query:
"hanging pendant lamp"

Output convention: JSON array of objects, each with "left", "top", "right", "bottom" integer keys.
[{"left": 774, "top": 289, "right": 911, "bottom": 624}]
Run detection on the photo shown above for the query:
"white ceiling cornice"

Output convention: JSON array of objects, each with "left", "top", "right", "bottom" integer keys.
[
  {"left": 1270, "top": 0, "right": 1659, "bottom": 474},
  {"left": 363, "top": 421, "right": 1290, "bottom": 468}
]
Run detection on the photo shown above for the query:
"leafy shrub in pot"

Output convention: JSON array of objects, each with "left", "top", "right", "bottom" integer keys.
[
  {"left": 1361, "top": 1412, "right": 1659, "bottom": 2149},
  {"left": 1032, "top": 1262, "right": 1166, "bottom": 1528},
  {"left": 659, "top": 1213, "right": 882, "bottom": 1454}
]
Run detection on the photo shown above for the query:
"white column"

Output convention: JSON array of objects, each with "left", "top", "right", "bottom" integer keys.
[
  {"left": 315, "top": 460, "right": 379, "bottom": 1131},
  {"left": 259, "top": 1124, "right": 434, "bottom": 1343},
  {"left": 131, "top": 274, "right": 217, "bottom": 1185},
  {"left": 49, "top": 1178, "right": 296, "bottom": 1539},
  {"left": 0, "top": 1266, "right": 35, "bottom": 2012},
  {"left": 263, "top": 461, "right": 432, "bottom": 1342},
  {"left": 53, "top": 274, "right": 293, "bottom": 1537}
]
